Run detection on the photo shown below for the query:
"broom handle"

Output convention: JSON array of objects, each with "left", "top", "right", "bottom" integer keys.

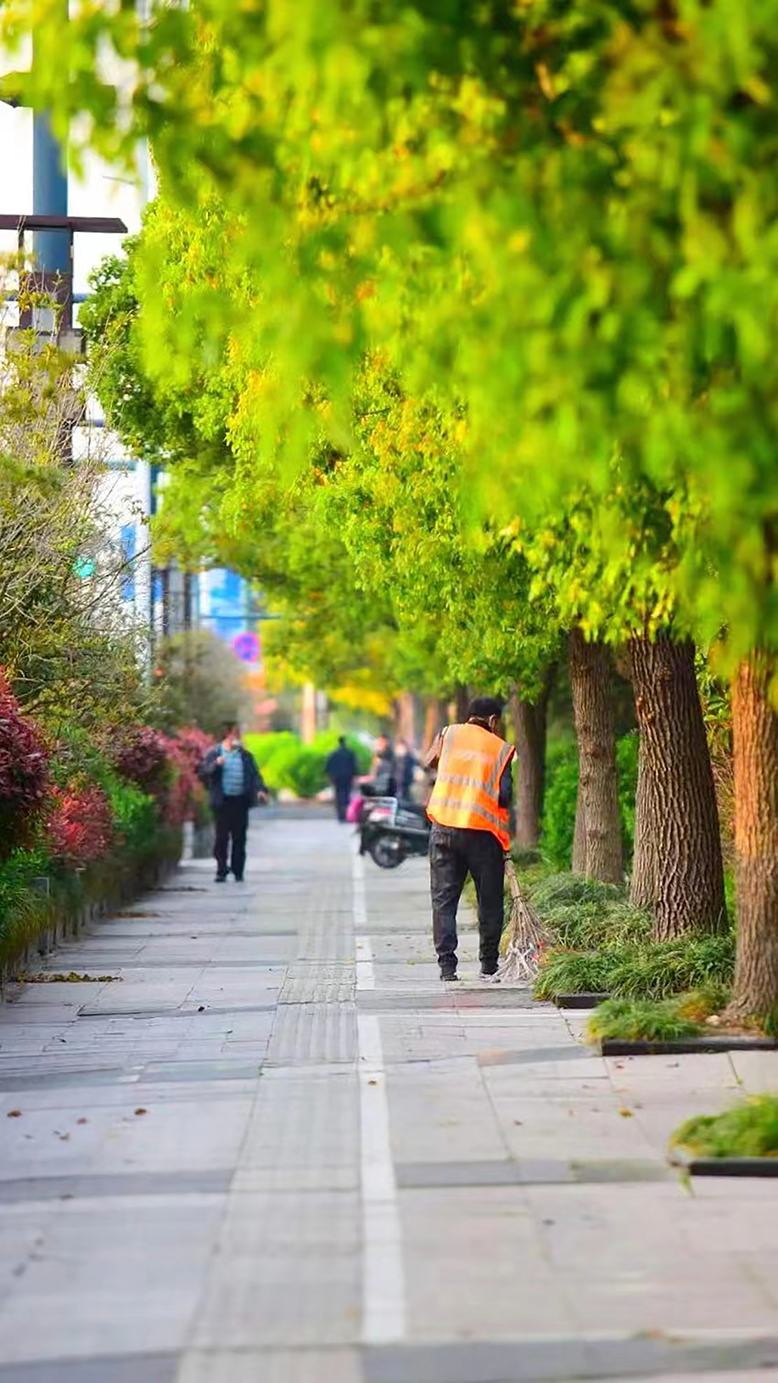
[{"left": 504, "top": 855, "right": 523, "bottom": 903}]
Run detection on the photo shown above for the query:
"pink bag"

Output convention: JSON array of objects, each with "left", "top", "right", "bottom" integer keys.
[{"left": 346, "top": 792, "right": 364, "bottom": 824}]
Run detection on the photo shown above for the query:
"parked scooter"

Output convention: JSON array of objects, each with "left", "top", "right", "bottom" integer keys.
[{"left": 359, "top": 796, "right": 431, "bottom": 869}]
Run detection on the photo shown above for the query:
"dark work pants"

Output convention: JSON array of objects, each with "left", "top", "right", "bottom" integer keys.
[
  {"left": 333, "top": 781, "right": 352, "bottom": 823},
  {"left": 430, "top": 825, "right": 505, "bottom": 975},
  {"left": 214, "top": 796, "right": 250, "bottom": 879}
]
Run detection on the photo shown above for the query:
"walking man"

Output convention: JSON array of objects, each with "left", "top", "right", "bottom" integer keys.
[
  {"left": 424, "top": 697, "right": 515, "bottom": 982},
  {"left": 200, "top": 723, "right": 267, "bottom": 882},
  {"left": 326, "top": 735, "right": 358, "bottom": 822}
]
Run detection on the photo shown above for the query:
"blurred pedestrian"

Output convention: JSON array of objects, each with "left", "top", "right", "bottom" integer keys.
[
  {"left": 395, "top": 737, "right": 417, "bottom": 800},
  {"left": 326, "top": 735, "right": 358, "bottom": 822},
  {"left": 200, "top": 723, "right": 267, "bottom": 883},
  {"left": 372, "top": 733, "right": 397, "bottom": 796},
  {"left": 424, "top": 697, "right": 514, "bottom": 982}
]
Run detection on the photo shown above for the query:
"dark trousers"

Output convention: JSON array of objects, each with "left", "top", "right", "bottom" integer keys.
[
  {"left": 214, "top": 796, "right": 250, "bottom": 878},
  {"left": 333, "top": 781, "right": 352, "bottom": 822},
  {"left": 430, "top": 825, "right": 505, "bottom": 975}
]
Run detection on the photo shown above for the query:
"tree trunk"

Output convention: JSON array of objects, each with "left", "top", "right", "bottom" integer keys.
[
  {"left": 422, "top": 696, "right": 441, "bottom": 750},
  {"left": 727, "top": 654, "right": 778, "bottom": 1020},
  {"left": 301, "top": 681, "right": 317, "bottom": 745},
  {"left": 629, "top": 730, "right": 660, "bottom": 910},
  {"left": 454, "top": 685, "right": 469, "bottom": 723},
  {"left": 396, "top": 690, "right": 416, "bottom": 745},
  {"left": 572, "top": 779, "right": 587, "bottom": 873},
  {"left": 509, "top": 668, "right": 554, "bottom": 851},
  {"left": 629, "top": 632, "right": 725, "bottom": 939},
  {"left": 568, "top": 628, "right": 623, "bottom": 884}
]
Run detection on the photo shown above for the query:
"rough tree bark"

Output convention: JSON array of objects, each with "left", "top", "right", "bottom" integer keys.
[
  {"left": 395, "top": 691, "right": 416, "bottom": 745},
  {"left": 727, "top": 655, "right": 778, "bottom": 1020},
  {"left": 454, "top": 686, "right": 470, "bottom": 723},
  {"left": 422, "top": 696, "right": 443, "bottom": 750},
  {"left": 629, "top": 632, "right": 725, "bottom": 939},
  {"left": 572, "top": 779, "right": 587, "bottom": 874},
  {"left": 629, "top": 729, "right": 661, "bottom": 910},
  {"left": 508, "top": 668, "right": 554, "bottom": 851},
  {"left": 568, "top": 629, "right": 623, "bottom": 884}
]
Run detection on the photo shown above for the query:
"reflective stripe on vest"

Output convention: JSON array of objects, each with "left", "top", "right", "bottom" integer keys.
[{"left": 427, "top": 724, "right": 514, "bottom": 850}]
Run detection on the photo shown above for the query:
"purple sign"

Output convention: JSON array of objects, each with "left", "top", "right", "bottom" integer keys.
[{"left": 232, "top": 631, "right": 260, "bottom": 664}]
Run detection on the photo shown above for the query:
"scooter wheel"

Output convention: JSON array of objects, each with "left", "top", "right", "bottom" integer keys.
[{"left": 369, "top": 838, "right": 405, "bottom": 869}]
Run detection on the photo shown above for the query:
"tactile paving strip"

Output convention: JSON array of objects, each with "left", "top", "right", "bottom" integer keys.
[{"left": 265, "top": 1002, "right": 357, "bottom": 1066}]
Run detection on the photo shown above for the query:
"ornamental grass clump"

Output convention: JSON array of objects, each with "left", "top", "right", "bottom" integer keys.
[
  {"left": 534, "top": 949, "right": 614, "bottom": 1001},
  {"left": 529, "top": 873, "right": 625, "bottom": 913},
  {"left": 671, "top": 1096, "right": 778, "bottom": 1160},
  {"left": 533, "top": 922, "right": 734, "bottom": 1003},
  {"left": 587, "top": 990, "right": 725, "bottom": 1044},
  {"left": 606, "top": 933, "right": 735, "bottom": 1001},
  {"left": 541, "top": 900, "right": 652, "bottom": 951}
]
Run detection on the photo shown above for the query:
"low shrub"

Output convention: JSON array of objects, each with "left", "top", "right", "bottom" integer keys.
[
  {"left": 0, "top": 680, "right": 50, "bottom": 857},
  {"left": 671, "top": 1095, "right": 778, "bottom": 1160},
  {"left": 271, "top": 742, "right": 327, "bottom": 797},
  {"left": 104, "top": 777, "right": 157, "bottom": 854},
  {"left": 0, "top": 844, "right": 56, "bottom": 970},
  {"left": 587, "top": 992, "right": 723, "bottom": 1043},
  {"left": 243, "top": 731, "right": 298, "bottom": 770}
]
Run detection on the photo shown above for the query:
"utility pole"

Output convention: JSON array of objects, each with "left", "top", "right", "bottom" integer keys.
[{"left": 31, "top": 105, "right": 70, "bottom": 329}]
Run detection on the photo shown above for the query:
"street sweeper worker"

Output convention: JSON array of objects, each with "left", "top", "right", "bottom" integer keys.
[{"left": 423, "top": 696, "right": 515, "bottom": 983}]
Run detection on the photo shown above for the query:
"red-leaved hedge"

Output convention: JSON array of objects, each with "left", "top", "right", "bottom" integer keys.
[
  {"left": 0, "top": 679, "right": 50, "bottom": 857},
  {"left": 47, "top": 781, "right": 114, "bottom": 867},
  {"left": 111, "top": 726, "right": 170, "bottom": 799},
  {"left": 162, "top": 727, "right": 212, "bottom": 825}
]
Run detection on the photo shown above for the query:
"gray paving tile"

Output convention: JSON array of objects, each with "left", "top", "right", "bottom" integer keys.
[
  {"left": 0, "top": 1171, "right": 232, "bottom": 1203},
  {"left": 176, "top": 1348, "right": 361, "bottom": 1383},
  {"left": 364, "top": 1335, "right": 778, "bottom": 1382},
  {"left": 0, "top": 1357, "right": 177, "bottom": 1383},
  {"left": 394, "top": 1158, "right": 672, "bottom": 1188}
]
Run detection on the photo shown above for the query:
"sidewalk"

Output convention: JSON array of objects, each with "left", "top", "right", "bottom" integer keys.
[{"left": 0, "top": 812, "right": 777, "bottom": 1382}]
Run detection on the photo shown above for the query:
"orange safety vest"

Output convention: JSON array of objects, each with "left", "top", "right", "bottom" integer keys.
[{"left": 427, "top": 723, "right": 515, "bottom": 851}]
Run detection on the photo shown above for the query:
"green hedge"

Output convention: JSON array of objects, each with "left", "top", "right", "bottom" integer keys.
[
  {"left": 540, "top": 732, "right": 639, "bottom": 868},
  {"left": 243, "top": 731, "right": 372, "bottom": 798}
]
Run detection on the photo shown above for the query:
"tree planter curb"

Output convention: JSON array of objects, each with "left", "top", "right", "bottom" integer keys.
[
  {"left": 553, "top": 992, "right": 610, "bottom": 1009},
  {"left": 600, "top": 1036, "right": 778, "bottom": 1056},
  {"left": 669, "top": 1148, "right": 778, "bottom": 1177}
]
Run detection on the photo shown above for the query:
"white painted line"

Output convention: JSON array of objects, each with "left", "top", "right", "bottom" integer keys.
[
  {"left": 358, "top": 1013, "right": 406, "bottom": 1344},
  {"left": 352, "top": 848, "right": 367, "bottom": 928},
  {"left": 353, "top": 851, "right": 376, "bottom": 991},
  {"left": 356, "top": 935, "right": 375, "bottom": 991}
]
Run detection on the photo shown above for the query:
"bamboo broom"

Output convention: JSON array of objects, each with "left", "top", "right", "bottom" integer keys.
[{"left": 497, "top": 855, "right": 553, "bottom": 983}]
